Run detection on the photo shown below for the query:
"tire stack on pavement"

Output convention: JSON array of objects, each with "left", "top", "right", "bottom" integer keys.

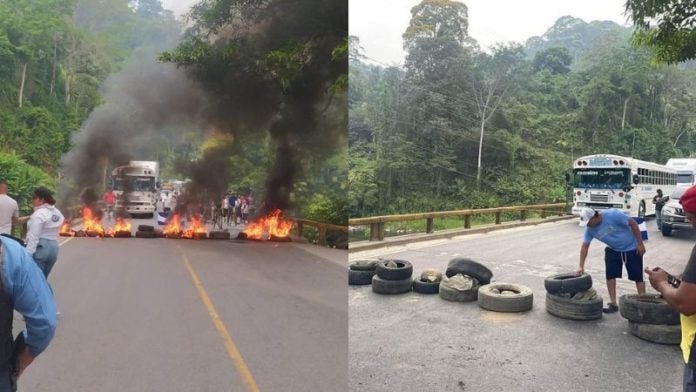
[
  {"left": 439, "top": 258, "right": 493, "bottom": 303},
  {"left": 619, "top": 294, "right": 681, "bottom": 345},
  {"left": 372, "top": 260, "right": 413, "bottom": 294},
  {"left": 348, "top": 260, "right": 378, "bottom": 286},
  {"left": 412, "top": 269, "right": 443, "bottom": 294},
  {"left": 545, "top": 272, "right": 603, "bottom": 320}
]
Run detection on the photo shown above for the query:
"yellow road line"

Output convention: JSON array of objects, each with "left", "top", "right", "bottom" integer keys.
[{"left": 178, "top": 247, "right": 261, "bottom": 392}]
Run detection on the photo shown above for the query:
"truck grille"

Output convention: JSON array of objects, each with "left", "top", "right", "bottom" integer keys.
[{"left": 590, "top": 194, "right": 609, "bottom": 203}]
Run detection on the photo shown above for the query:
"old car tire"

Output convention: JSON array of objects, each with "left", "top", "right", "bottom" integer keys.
[
  {"left": 209, "top": 231, "right": 231, "bottom": 240},
  {"left": 478, "top": 283, "right": 533, "bottom": 313},
  {"left": 135, "top": 230, "right": 155, "bottom": 239},
  {"left": 545, "top": 292, "right": 603, "bottom": 321},
  {"left": 544, "top": 272, "right": 592, "bottom": 295},
  {"left": 349, "top": 269, "right": 375, "bottom": 286},
  {"left": 137, "top": 225, "right": 155, "bottom": 232},
  {"left": 628, "top": 322, "right": 681, "bottom": 345},
  {"left": 619, "top": 294, "right": 680, "bottom": 325},
  {"left": 376, "top": 260, "right": 413, "bottom": 280},
  {"left": 439, "top": 279, "right": 479, "bottom": 302},
  {"left": 371, "top": 275, "right": 412, "bottom": 294},
  {"left": 412, "top": 278, "right": 440, "bottom": 294},
  {"left": 445, "top": 258, "right": 493, "bottom": 284},
  {"left": 350, "top": 260, "right": 379, "bottom": 272}
]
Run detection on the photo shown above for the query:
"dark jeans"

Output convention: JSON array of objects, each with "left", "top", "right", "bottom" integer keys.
[
  {"left": 656, "top": 209, "right": 663, "bottom": 230},
  {"left": 686, "top": 364, "right": 696, "bottom": 392},
  {"left": 0, "top": 365, "right": 13, "bottom": 392}
]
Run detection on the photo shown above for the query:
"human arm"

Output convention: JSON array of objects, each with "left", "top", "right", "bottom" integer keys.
[
  {"left": 24, "top": 213, "right": 45, "bottom": 255},
  {"left": 627, "top": 218, "right": 646, "bottom": 255},
  {"left": 577, "top": 242, "right": 590, "bottom": 275},
  {"left": 645, "top": 268, "right": 696, "bottom": 316}
]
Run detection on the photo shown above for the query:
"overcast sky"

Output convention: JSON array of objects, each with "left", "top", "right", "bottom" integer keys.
[
  {"left": 161, "top": 0, "right": 200, "bottom": 17},
  {"left": 350, "top": 0, "right": 631, "bottom": 66}
]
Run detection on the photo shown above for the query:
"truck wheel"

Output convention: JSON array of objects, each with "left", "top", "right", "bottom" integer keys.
[
  {"left": 628, "top": 322, "right": 681, "bottom": 345},
  {"left": 445, "top": 258, "right": 493, "bottom": 284},
  {"left": 661, "top": 226, "right": 672, "bottom": 236},
  {"left": 349, "top": 269, "right": 375, "bottom": 285},
  {"left": 478, "top": 283, "right": 533, "bottom": 313},
  {"left": 545, "top": 292, "right": 603, "bottom": 321},
  {"left": 619, "top": 294, "right": 680, "bottom": 325},
  {"left": 544, "top": 272, "right": 592, "bottom": 295},
  {"left": 638, "top": 202, "right": 646, "bottom": 218},
  {"left": 375, "top": 260, "right": 413, "bottom": 281},
  {"left": 371, "top": 275, "right": 412, "bottom": 294}
]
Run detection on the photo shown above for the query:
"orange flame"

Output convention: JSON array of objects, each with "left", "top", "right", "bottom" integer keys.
[
  {"left": 59, "top": 221, "right": 75, "bottom": 237},
  {"left": 107, "top": 217, "right": 132, "bottom": 236},
  {"left": 244, "top": 210, "right": 293, "bottom": 240},
  {"left": 163, "top": 214, "right": 183, "bottom": 237},
  {"left": 82, "top": 207, "right": 105, "bottom": 236},
  {"left": 182, "top": 215, "right": 208, "bottom": 239}
]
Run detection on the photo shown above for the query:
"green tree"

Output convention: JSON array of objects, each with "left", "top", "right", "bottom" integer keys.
[{"left": 626, "top": 0, "right": 696, "bottom": 63}]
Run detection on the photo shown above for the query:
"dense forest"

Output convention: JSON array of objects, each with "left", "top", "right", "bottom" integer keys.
[
  {"left": 349, "top": 3, "right": 696, "bottom": 218},
  {"left": 0, "top": 0, "right": 348, "bottom": 225}
]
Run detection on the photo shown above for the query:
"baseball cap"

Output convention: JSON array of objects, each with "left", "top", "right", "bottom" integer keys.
[
  {"left": 680, "top": 185, "right": 696, "bottom": 213},
  {"left": 578, "top": 207, "right": 596, "bottom": 227}
]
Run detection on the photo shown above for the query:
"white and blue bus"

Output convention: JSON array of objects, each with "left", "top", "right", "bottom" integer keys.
[{"left": 570, "top": 154, "right": 677, "bottom": 217}]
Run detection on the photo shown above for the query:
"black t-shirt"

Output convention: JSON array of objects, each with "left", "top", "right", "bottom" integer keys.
[
  {"left": 654, "top": 195, "right": 667, "bottom": 211},
  {"left": 684, "top": 245, "right": 696, "bottom": 284}
]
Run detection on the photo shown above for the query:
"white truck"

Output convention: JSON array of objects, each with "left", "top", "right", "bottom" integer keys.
[
  {"left": 666, "top": 158, "right": 696, "bottom": 187},
  {"left": 111, "top": 160, "right": 160, "bottom": 218}
]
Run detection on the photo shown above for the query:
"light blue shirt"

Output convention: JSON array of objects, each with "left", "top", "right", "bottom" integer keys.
[
  {"left": 0, "top": 236, "right": 57, "bottom": 357},
  {"left": 583, "top": 209, "right": 637, "bottom": 252}
]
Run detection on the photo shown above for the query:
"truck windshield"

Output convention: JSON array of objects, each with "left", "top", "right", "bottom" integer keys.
[
  {"left": 573, "top": 168, "right": 630, "bottom": 190},
  {"left": 112, "top": 177, "right": 156, "bottom": 192}
]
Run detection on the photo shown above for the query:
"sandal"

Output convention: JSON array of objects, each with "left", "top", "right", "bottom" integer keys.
[{"left": 603, "top": 303, "right": 619, "bottom": 314}]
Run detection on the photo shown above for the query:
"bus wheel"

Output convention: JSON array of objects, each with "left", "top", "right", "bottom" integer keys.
[{"left": 638, "top": 202, "right": 645, "bottom": 218}]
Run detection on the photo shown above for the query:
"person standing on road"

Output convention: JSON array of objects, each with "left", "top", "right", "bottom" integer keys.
[
  {"left": 0, "top": 182, "right": 18, "bottom": 236},
  {"left": 576, "top": 207, "right": 646, "bottom": 313},
  {"left": 102, "top": 188, "right": 116, "bottom": 221},
  {"left": 653, "top": 189, "right": 668, "bottom": 230},
  {"left": 645, "top": 185, "right": 696, "bottom": 392},
  {"left": 0, "top": 235, "right": 58, "bottom": 391},
  {"left": 25, "top": 187, "right": 64, "bottom": 278}
]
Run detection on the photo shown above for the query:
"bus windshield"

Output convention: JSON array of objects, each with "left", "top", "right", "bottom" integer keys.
[
  {"left": 677, "top": 173, "right": 693, "bottom": 185},
  {"left": 112, "top": 176, "right": 156, "bottom": 192},
  {"left": 573, "top": 168, "right": 630, "bottom": 190}
]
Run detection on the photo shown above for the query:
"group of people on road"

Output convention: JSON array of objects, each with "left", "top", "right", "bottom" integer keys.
[
  {"left": 0, "top": 181, "right": 61, "bottom": 391},
  {"left": 577, "top": 185, "right": 696, "bottom": 391},
  {"left": 219, "top": 192, "right": 254, "bottom": 226}
]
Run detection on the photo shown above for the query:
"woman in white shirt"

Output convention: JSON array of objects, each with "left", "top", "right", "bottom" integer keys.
[{"left": 25, "top": 187, "right": 64, "bottom": 278}]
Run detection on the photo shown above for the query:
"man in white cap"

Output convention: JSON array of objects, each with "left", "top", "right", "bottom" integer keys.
[{"left": 576, "top": 207, "right": 646, "bottom": 313}]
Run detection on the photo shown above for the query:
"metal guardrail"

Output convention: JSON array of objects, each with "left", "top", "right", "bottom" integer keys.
[{"left": 348, "top": 203, "right": 568, "bottom": 241}]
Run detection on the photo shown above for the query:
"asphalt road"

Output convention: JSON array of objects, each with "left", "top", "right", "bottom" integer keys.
[
  {"left": 15, "top": 216, "right": 348, "bottom": 392},
  {"left": 349, "top": 218, "right": 693, "bottom": 392}
]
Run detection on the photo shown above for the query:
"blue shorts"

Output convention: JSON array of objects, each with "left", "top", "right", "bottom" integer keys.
[{"left": 604, "top": 247, "right": 643, "bottom": 282}]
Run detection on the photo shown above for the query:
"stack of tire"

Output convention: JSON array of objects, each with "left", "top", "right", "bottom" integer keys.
[
  {"left": 372, "top": 260, "right": 413, "bottom": 295},
  {"left": 619, "top": 294, "right": 681, "bottom": 345},
  {"left": 439, "top": 258, "right": 492, "bottom": 303},
  {"left": 348, "top": 260, "right": 378, "bottom": 286},
  {"left": 544, "top": 272, "right": 603, "bottom": 320}
]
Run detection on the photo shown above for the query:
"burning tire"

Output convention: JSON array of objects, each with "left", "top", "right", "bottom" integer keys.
[
  {"left": 137, "top": 225, "right": 155, "bottom": 232},
  {"left": 478, "top": 283, "right": 533, "bottom": 313},
  {"left": 445, "top": 258, "right": 492, "bottom": 285},
  {"left": 375, "top": 260, "right": 413, "bottom": 280},
  {"left": 371, "top": 275, "right": 412, "bottom": 294},
  {"left": 135, "top": 230, "right": 156, "bottom": 239},
  {"left": 619, "top": 294, "right": 680, "bottom": 325},
  {"left": 209, "top": 231, "right": 231, "bottom": 240},
  {"left": 545, "top": 290, "right": 603, "bottom": 321},
  {"left": 628, "top": 322, "right": 681, "bottom": 345},
  {"left": 544, "top": 272, "right": 592, "bottom": 295},
  {"left": 349, "top": 269, "right": 376, "bottom": 286}
]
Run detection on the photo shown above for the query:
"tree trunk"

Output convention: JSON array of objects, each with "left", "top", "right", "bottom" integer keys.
[
  {"left": 65, "top": 75, "right": 71, "bottom": 105},
  {"left": 50, "top": 37, "right": 57, "bottom": 97},
  {"left": 621, "top": 96, "right": 630, "bottom": 131},
  {"left": 18, "top": 62, "right": 27, "bottom": 108},
  {"left": 476, "top": 114, "right": 486, "bottom": 189}
]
